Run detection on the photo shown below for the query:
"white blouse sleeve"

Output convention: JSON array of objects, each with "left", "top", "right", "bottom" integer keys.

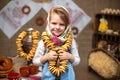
[
  {"left": 70, "top": 39, "right": 80, "bottom": 66},
  {"left": 32, "top": 40, "right": 45, "bottom": 66}
]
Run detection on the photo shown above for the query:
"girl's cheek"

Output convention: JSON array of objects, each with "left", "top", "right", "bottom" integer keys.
[
  {"left": 61, "top": 27, "right": 65, "bottom": 31},
  {"left": 50, "top": 28, "right": 54, "bottom": 32},
  {"left": 49, "top": 24, "right": 55, "bottom": 29},
  {"left": 49, "top": 26, "right": 53, "bottom": 31}
]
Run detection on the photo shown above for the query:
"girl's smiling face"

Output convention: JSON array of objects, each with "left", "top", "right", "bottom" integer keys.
[{"left": 49, "top": 13, "right": 66, "bottom": 36}]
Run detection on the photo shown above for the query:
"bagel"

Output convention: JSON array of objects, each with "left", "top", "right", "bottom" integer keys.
[
  {"left": 0, "top": 67, "right": 13, "bottom": 77},
  {"left": 72, "top": 27, "right": 79, "bottom": 35},
  {"left": 21, "top": 5, "right": 31, "bottom": 14},
  {"left": 0, "top": 57, "right": 13, "bottom": 71},
  {"left": 36, "top": 16, "right": 44, "bottom": 26}
]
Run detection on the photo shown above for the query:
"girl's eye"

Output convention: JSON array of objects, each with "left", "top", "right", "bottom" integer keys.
[
  {"left": 51, "top": 22, "right": 65, "bottom": 26},
  {"left": 52, "top": 22, "right": 57, "bottom": 25},
  {"left": 60, "top": 24, "right": 65, "bottom": 26}
]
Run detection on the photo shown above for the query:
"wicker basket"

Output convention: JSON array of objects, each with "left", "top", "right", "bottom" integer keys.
[{"left": 88, "top": 48, "right": 120, "bottom": 79}]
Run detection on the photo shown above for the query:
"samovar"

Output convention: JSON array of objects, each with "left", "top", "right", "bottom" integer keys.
[{"left": 22, "top": 28, "right": 34, "bottom": 64}]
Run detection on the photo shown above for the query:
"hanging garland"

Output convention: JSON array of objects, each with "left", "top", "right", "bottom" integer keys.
[
  {"left": 16, "top": 30, "right": 40, "bottom": 61},
  {"left": 42, "top": 31, "right": 72, "bottom": 77}
]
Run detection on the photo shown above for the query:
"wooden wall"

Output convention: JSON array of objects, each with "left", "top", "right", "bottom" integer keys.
[{"left": 0, "top": 0, "right": 120, "bottom": 80}]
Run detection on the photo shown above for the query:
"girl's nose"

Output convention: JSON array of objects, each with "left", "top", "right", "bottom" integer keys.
[{"left": 56, "top": 24, "right": 60, "bottom": 29}]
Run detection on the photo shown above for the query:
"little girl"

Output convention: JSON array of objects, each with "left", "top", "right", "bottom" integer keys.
[{"left": 33, "top": 5, "right": 80, "bottom": 80}]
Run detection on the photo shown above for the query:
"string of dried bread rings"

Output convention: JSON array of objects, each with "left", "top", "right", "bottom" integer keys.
[
  {"left": 42, "top": 31, "right": 72, "bottom": 77},
  {"left": 16, "top": 30, "right": 40, "bottom": 61}
]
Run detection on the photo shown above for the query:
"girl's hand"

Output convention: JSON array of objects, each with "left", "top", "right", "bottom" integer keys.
[
  {"left": 58, "top": 50, "right": 70, "bottom": 60},
  {"left": 46, "top": 51, "right": 58, "bottom": 60}
]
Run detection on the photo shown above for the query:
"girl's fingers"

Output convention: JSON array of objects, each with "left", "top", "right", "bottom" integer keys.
[{"left": 58, "top": 50, "right": 64, "bottom": 53}]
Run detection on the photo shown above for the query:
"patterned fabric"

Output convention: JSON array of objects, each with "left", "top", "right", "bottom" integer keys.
[{"left": 46, "top": 25, "right": 72, "bottom": 45}]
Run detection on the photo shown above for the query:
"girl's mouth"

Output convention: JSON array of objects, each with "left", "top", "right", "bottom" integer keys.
[{"left": 51, "top": 30, "right": 59, "bottom": 36}]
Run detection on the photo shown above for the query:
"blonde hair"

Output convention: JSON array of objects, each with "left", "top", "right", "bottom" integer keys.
[{"left": 49, "top": 6, "right": 70, "bottom": 27}]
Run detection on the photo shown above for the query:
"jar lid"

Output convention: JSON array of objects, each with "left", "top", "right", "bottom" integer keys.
[{"left": 27, "top": 28, "right": 34, "bottom": 31}]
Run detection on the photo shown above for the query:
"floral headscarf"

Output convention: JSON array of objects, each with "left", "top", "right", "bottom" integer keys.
[{"left": 46, "top": 5, "right": 72, "bottom": 45}]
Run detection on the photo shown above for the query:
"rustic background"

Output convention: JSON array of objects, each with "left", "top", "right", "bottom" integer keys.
[{"left": 0, "top": 0, "right": 120, "bottom": 80}]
